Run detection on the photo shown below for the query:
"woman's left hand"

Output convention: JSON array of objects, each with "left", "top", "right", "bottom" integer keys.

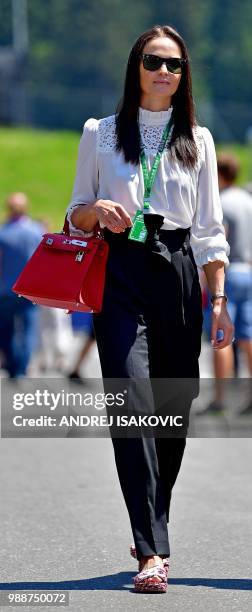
[{"left": 210, "top": 299, "right": 235, "bottom": 350}]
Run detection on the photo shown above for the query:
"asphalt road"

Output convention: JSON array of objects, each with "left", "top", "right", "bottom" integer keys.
[
  {"left": 0, "top": 339, "right": 251, "bottom": 611},
  {"left": 0, "top": 436, "right": 251, "bottom": 611}
]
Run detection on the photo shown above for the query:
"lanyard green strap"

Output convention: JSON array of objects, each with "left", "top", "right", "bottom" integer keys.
[{"left": 140, "top": 117, "right": 173, "bottom": 211}]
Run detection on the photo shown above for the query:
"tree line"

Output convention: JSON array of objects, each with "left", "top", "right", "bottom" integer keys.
[{"left": 0, "top": 0, "right": 251, "bottom": 139}]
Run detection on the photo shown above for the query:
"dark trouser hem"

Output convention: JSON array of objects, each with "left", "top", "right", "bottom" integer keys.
[{"left": 135, "top": 540, "right": 170, "bottom": 561}]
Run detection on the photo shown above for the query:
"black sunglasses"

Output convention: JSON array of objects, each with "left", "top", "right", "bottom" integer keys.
[{"left": 141, "top": 53, "right": 187, "bottom": 74}]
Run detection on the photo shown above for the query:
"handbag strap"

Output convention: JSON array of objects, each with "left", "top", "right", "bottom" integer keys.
[{"left": 62, "top": 215, "right": 102, "bottom": 238}]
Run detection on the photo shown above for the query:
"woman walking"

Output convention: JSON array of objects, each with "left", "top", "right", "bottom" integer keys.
[{"left": 66, "top": 25, "right": 233, "bottom": 593}]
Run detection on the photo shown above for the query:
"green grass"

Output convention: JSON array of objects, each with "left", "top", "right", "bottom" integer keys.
[
  {"left": 0, "top": 126, "right": 81, "bottom": 230},
  {"left": 1, "top": 127, "right": 252, "bottom": 230}
]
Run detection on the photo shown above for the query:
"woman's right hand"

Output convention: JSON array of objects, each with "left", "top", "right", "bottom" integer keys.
[{"left": 93, "top": 199, "right": 133, "bottom": 233}]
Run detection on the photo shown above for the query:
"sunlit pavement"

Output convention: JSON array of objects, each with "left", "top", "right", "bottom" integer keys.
[
  {"left": 0, "top": 338, "right": 251, "bottom": 611},
  {"left": 0, "top": 436, "right": 251, "bottom": 611}
]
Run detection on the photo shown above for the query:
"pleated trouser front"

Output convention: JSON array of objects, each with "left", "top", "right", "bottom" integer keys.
[{"left": 93, "top": 221, "right": 203, "bottom": 560}]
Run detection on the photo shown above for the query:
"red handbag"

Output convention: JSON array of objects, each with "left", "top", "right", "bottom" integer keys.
[{"left": 12, "top": 217, "right": 109, "bottom": 313}]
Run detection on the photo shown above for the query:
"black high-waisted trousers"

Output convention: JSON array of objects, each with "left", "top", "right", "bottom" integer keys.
[{"left": 93, "top": 215, "right": 203, "bottom": 560}]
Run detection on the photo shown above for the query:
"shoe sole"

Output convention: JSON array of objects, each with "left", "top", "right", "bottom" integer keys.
[
  {"left": 134, "top": 584, "right": 167, "bottom": 593},
  {"left": 133, "top": 574, "right": 167, "bottom": 593}
]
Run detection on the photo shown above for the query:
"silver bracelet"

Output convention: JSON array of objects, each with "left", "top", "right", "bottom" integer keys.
[{"left": 210, "top": 293, "right": 228, "bottom": 306}]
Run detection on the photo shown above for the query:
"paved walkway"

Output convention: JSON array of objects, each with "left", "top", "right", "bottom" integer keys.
[
  {"left": 0, "top": 436, "right": 251, "bottom": 611},
  {"left": 0, "top": 337, "right": 251, "bottom": 610}
]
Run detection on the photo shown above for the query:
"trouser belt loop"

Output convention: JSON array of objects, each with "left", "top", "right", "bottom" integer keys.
[
  {"left": 182, "top": 242, "right": 188, "bottom": 255},
  {"left": 180, "top": 249, "right": 186, "bottom": 326}
]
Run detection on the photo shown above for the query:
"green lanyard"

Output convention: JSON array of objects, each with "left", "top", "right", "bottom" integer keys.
[{"left": 140, "top": 116, "right": 173, "bottom": 211}]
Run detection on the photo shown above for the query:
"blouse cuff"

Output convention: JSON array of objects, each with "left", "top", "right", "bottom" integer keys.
[
  {"left": 194, "top": 247, "right": 230, "bottom": 269},
  {"left": 66, "top": 203, "right": 95, "bottom": 237}
]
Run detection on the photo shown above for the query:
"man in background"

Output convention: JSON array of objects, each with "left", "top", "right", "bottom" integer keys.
[
  {"left": 0, "top": 193, "right": 42, "bottom": 378},
  {"left": 201, "top": 154, "right": 252, "bottom": 414}
]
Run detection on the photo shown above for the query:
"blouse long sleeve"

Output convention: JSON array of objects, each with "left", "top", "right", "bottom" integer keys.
[
  {"left": 66, "top": 118, "right": 99, "bottom": 235},
  {"left": 190, "top": 127, "right": 230, "bottom": 269}
]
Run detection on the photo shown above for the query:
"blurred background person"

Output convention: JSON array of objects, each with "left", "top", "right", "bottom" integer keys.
[
  {"left": 244, "top": 182, "right": 252, "bottom": 196},
  {"left": 28, "top": 217, "right": 75, "bottom": 376},
  {"left": 0, "top": 192, "right": 42, "bottom": 378},
  {"left": 67, "top": 320, "right": 96, "bottom": 383},
  {"left": 31, "top": 306, "right": 74, "bottom": 375},
  {"left": 201, "top": 154, "right": 252, "bottom": 414}
]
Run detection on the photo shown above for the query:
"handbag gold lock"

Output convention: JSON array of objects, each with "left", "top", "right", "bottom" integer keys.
[{"left": 75, "top": 251, "right": 84, "bottom": 262}]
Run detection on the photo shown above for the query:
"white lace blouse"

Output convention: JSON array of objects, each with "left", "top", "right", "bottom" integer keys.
[{"left": 66, "top": 106, "right": 230, "bottom": 268}]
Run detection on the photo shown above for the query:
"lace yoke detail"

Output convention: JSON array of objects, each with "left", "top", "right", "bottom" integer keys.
[
  {"left": 98, "top": 115, "right": 117, "bottom": 153},
  {"left": 97, "top": 114, "right": 204, "bottom": 157},
  {"left": 140, "top": 124, "right": 173, "bottom": 153},
  {"left": 193, "top": 125, "right": 205, "bottom": 153},
  {"left": 98, "top": 114, "right": 173, "bottom": 154}
]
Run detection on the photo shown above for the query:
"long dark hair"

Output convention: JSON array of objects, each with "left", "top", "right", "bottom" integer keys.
[{"left": 115, "top": 25, "right": 198, "bottom": 168}]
